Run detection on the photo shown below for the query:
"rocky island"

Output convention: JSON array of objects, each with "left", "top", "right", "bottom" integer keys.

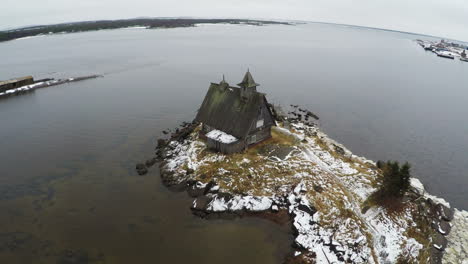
[{"left": 138, "top": 73, "right": 467, "bottom": 264}]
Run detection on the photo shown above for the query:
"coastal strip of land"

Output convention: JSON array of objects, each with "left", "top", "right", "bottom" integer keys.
[
  {"left": 0, "top": 18, "right": 291, "bottom": 43},
  {"left": 417, "top": 39, "right": 468, "bottom": 62},
  {"left": 0, "top": 75, "right": 102, "bottom": 99}
]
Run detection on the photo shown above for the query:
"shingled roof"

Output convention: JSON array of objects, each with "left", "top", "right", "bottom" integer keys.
[{"left": 195, "top": 82, "right": 266, "bottom": 139}]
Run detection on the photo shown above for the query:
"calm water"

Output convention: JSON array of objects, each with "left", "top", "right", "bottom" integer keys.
[{"left": 0, "top": 23, "right": 467, "bottom": 263}]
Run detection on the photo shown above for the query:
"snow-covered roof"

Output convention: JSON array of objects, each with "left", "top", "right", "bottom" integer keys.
[{"left": 206, "top": 129, "right": 238, "bottom": 144}]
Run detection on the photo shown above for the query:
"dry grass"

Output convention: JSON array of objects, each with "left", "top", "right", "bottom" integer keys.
[
  {"left": 192, "top": 128, "right": 303, "bottom": 196},
  {"left": 269, "top": 127, "right": 298, "bottom": 146},
  {"left": 403, "top": 204, "right": 435, "bottom": 263},
  {"left": 172, "top": 124, "right": 423, "bottom": 263}
]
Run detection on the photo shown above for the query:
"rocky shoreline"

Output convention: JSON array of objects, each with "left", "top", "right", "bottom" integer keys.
[{"left": 137, "top": 107, "right": 467, "bottom": 264}]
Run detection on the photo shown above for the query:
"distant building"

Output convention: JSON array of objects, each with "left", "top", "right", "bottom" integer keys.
[
  {"left": 195, "top": 71, "right": 275, "bottom": 154},
  {"left": 0, "top": 76, "right": 34, "bottom": 92}
]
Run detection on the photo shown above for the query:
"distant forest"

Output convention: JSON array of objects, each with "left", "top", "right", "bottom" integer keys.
[{"left": 0, "top": 18, "right": 290, "bottom": 42}]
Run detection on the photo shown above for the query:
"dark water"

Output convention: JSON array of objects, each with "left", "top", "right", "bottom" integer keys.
[{"left": 0, "top": 23, "right": 467, "bottom": 263}]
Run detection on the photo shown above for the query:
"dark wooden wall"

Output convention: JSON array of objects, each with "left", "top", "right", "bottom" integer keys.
[
  {"left": 206, "top": 138, "right": 245, "bottom": 154},
  {"left": 0, "top": 78, "right": 34, "bottom": 92}
]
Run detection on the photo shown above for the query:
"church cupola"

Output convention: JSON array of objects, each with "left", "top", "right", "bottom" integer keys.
[{"left": 238, "top": 70, "right": 259, "bottom": 99}]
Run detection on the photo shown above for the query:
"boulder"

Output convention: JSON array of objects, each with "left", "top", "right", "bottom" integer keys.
[
  {"left": 203, "top": 180, "right": 218, "bottom": 194},
  {"left": 160, "top": 167, "right": 182, "bottom": 187},
  {"left": 427, "top": 198, "right": 435, "bottom": 207},
  {"left": 145, "top": 157, "right": 157, "bottom": 167},
  {"left": 167, "top": 180, "right": 189, "bottom": 192},
  {"left": 170, "top": 124, "right": 196, "bottom": 142},
  {"left": 187, "top": 182, "right": 208, "bottom": 197},
  {"left": 297, "top": 204, "right": 316, "bottom": 215},
  {"left": 430, "top": 247, "right": 444, "bottom": 264},
  {"left": 159, "top": 150, "right": 172, "bottom": 159},
  {"left": 438, "top": 220, "right": 452, "bottom": 235},
  {"left": 137, "top": 167, "right": 148, "bottom": 176},
  {"left": 217, "top": 192, "right": 234, "bottom": 202},
  {"left": 334, "top": 145, "right": 346, "bottom": 155},
  {"left": 191, "top": 195, "right": 212, "bottom": 211},
  {"left": 135, "top": 163, "right": 148, "bottom": 175},
  {"left": 306, "top": 111, "right": 319, "bottom": 120},
  {"left": 432, "top": 233, "right": 448, "bottom": 251},
  {"left": 157, "top": 139, "right": 167, "bottom": 148},
  {"left": 190, "top": 195, "right": 240, "bottom": 220},
  {"left": 436, "top": 203, "right": 454, "bottom": 221}
]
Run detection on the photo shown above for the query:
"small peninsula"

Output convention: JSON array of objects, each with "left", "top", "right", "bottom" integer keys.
[
  {"left": 0, "top": 18, "right": 290, "bottom": 43},
  {"left": 137, "top": 73, "right": 467, "bottom": 263}
]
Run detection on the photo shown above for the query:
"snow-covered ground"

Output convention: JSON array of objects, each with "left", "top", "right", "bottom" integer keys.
[
  {"left": 442, "top": 210, "right": 468, "bottom": 263},
  {"left": 159, "top": 121, "right": 466, "bottom": 263},
  {"left": 0, "top": 81, "right": 47, "bottom": 97}
]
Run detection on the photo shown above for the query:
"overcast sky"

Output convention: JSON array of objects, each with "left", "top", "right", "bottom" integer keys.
[{"left": 3, "top": 0, "right": 468, "bottom": 41}]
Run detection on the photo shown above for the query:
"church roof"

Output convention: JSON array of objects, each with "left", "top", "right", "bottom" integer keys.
[
  {"left": 195, "top": 82, "right": 266, "bottom": 139},
  {"left": 237, "top": 71, "right": 259, "bottom": 88}
]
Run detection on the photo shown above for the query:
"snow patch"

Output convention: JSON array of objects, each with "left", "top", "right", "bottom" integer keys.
[
  {"left": 411, "top": 178, "right": 451, "bottom": 208},
  {"left": 206, "top": 195, "right": 273, "bottom": 212},
  {"left": 206, "top": 129, "right": 238, "bottom": 144}
]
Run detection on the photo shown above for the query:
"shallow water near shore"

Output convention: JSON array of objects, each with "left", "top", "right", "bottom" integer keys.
[{"left": 0, "top": 23, "right": 467, "bottom": 263}]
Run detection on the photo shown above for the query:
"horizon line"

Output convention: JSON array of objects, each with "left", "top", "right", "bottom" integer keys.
[{"left": 1, "top": 16, "right": 466, "bottom": 43}]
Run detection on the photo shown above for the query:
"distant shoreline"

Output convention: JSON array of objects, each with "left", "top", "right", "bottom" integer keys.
[{"left": 0, "top": 18, "right": 291, "bottom": 43}]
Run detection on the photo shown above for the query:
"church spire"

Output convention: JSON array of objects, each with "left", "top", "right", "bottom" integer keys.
[
  {"left": 237, "top": 70, "right": 259, "bottom": 89},
  {"left": 219, "top": 74, "right": 229, "bottom": 90}
]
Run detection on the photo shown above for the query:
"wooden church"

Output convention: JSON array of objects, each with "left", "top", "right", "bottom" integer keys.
[{"left": 195, "top": 71, "right": 276, "bottom": 154}]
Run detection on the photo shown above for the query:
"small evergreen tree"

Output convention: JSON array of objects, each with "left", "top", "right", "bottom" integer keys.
[
  {"left": 374, "top": 160, "right": 412, "bottom": 202},
  {"left": 398, "top": 162, "right": 411, "bottom": 195}
]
